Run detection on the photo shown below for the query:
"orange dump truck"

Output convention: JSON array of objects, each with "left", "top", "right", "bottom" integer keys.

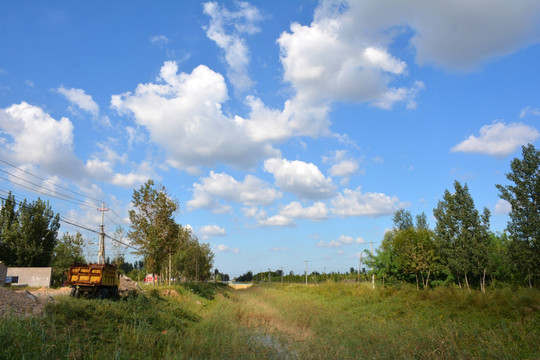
[{"left": 67, "top": 263, "right": 119, "bottom": 299}]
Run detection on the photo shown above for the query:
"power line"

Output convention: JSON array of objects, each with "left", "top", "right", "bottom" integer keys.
[
  {"left": 0, "top": 194, "right": 140, "bottom": 252},
  {"left": 0, "top": 158, "right": 104, "bottom": 204},
  {"left": 0, "top": 174, "right": 97, "bottom": 209}
]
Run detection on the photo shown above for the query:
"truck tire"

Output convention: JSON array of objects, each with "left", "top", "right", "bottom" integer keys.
[
  {"left": 97, "top": 287, "right": 109, "bottom": 299},
  {"left": 70, "top": 288, "right": 80, "bottom": 298}
]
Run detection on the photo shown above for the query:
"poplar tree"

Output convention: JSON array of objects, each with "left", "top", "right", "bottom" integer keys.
[
  {"left": 434, "top": 181, "right": 490, "bottom": 292},
  {"left": 496, "top": 144, "right": 540, "bottom": 287},
  {"left": 128, "top": 179, "right": 179, "bottom": 282}
]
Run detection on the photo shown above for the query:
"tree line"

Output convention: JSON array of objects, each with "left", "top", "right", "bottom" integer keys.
[
  {"left": 1, "top": 179, "right": 216, "bottom": 286},
  {"left": 365, "top": 144, "right": 540, "bottom": 290}
]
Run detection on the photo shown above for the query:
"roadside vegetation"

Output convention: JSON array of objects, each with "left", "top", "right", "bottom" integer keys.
[{"left": 1, "top": 282, "right": 538, "bottom": 359}]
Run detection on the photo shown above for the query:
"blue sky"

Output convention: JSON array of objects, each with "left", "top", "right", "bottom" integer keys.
[{"left": 1, "top": 1, "right": 540, "bottom": 278}]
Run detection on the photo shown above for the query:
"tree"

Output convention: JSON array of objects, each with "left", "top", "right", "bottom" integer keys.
[
  {"left": 393, "top": 209, "right": 413, "bottom": 230},
  {"left": 173, "top": 229, "right": 214, "bottom": 282},
  {"left": 496, "top": 144, "right": 540, "bottom": 287},
  {"left": 434, "top": 181, "right": 491, "bottom": 292},
  {"left": 1, "top": 196, "right": 60, "bottom": 267},
  {"left": 128, "top": 179, "right": 179, "bottom": 283},
  {"left": 51, "top": 232, "right": 85, "bottom": 285},
  {"left": 0, "top": 193, "right": 18, "bottom": 265}
]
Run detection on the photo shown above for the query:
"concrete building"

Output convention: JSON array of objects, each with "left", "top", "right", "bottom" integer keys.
[
  {"left": 6, "top": 267, "right": 52, "bottom": 288},
  {"left": 0, "top": 262, "right": 7, "bottom": 287}
]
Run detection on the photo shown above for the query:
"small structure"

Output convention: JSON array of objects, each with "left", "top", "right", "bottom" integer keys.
[
  {"left": 0, "top": 262, "right": 7, "bottom": 287},
  {"left": 143, "top": 273, "right": 160, "bottom": 285},
  {"left": 6, "top": 267, "right": 52, "bottom": 288}
]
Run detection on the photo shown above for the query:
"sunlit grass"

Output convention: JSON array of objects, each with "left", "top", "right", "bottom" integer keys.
[{"left": 0, "top": 282, "right": 538, "bottom": 359}]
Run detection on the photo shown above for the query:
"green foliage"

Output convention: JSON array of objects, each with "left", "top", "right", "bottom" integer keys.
[
  {"left": 496, "top": 144, "right": 540, "bottom": 286},
  {"left": 0, "top": 193, "right": 60, "bottom": 267},
  {"left": 128, "top": 179, "right": 180, "bottom": 275},
  {"left": 434, "top": 181, "right": 491, "bottom": 291},
  {"left": 173, "top": 229, "right": 214, "bottom": 282},
  {"left": 51, "top": 232, "right": 85, "bottom": 286}
]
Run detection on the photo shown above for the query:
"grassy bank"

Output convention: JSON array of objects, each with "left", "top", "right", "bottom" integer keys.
[{"left": 0, "top": 283, "right": 538, "bottom": 359}]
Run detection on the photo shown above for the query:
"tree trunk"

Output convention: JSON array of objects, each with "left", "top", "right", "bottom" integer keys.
[
  {"left": 464, "top": 273, "right": 470, "bottom": 293},
  {"left": 481, "top": 268, "right": 486, "bottom": 294},
  {"left": 168, "top": 250, "right": 172, "bottom": 286},
  {"left": 416, "top": 273, "right": 419, "bottom": 290},
  {"left": 424, "top": 270, "right": 431, "bottom": 289},
  {"left": 458, "top": 274, "right": 462, "bottom": 291}
]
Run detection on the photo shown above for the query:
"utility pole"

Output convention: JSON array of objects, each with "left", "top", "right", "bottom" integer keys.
[
  {"left": 370, "top": 240, "right": 375, "bottom": 290},
  {"left": 97, "top": 203, "right": 109, "bottom": 264},
  {"left": 304, "top": 261, "right": 309, "bottom": 285},
  {"left": 358, "top": 252, "right": 363, "bottom": 289}
]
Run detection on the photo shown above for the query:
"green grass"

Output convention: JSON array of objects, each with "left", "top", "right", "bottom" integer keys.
[{"left": 0, "top": 282, "right": 538, "bottom": 359}]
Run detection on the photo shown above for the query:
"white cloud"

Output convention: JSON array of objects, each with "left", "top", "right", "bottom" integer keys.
[
  {"left": 264, "top": 158, "right": 336, "bottom": 200},
  {"left": 203, "top": 1, "right": 262, "bottom": 92},
  {"left": 323, "top": 150, "right": 360, "bottom": 177},
  {"left": 451, "top": 122, "right": 540, "bottom": 157},
  {"left": 279, "top": 201, "right": 329, "bottom": 222},
  {"left": 57, "top": 86, "right": 99, "bottom": 117},
  {"left": 340, "top": 0, "right": 540, "bottom": 70},
  {"left": 316, "top": 235, "right": 364, "bottom": 248},
  {"left": 0, "top": 102, "right": 152, "bottom": 188},
  {"left": 187, "top": 171, "right": 282, "bottom": 213},
  {"left": 242, "top": 207, "right": 296, "bottom": 227},
  {"left": 331, "top": 187, "right": 401, "bottom": 217},
  {"left": 277, "top": 4, "right": 421, "bottom": 110},
  {"left": 215, "top": 244, "right": 239, "bottom": 253},
  {"left": 258, "top": 214, "right": 295, "bottom": 227},
  {"left": 112, "top": 61, "right": 280, "bottom": 172},
  {"left": 0, "top": 102, "right": 86, "bottom": 179},
  {"left": 150, "top": 35, "right": 171, "bottom": 45},
  {"left": 200, "top": 224, "right": 227, "bottom": 239},
  {"left": 520, "top": 106, "right": 540, "bottom": 118},
  {"left": 494, "top": 199, "right": 512, "bottom": 215}
]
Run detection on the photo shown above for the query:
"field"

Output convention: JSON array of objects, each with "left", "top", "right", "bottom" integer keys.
[{"left": 0, "top": 282, "right": 539, "bottom": 359}]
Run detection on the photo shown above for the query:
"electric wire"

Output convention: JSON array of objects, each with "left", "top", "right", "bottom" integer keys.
[{"left": 0, "top": 158, "right": 104, "bottom": 204}]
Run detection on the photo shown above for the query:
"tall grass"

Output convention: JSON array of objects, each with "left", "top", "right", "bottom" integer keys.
[{"left": 0, "top": 282, "right": 538, "bottom": 359}]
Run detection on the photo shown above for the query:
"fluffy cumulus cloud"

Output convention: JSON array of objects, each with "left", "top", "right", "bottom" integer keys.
[
  {"left": 112, "top": 61, "right": 280, "bottom": 172},
  {"left": 0, "top": 102, "right": 152, "bottom": 188},
  {"left": 242, "top": 207, "right": 296, "bottom": 227},
  {"left": 215, "top": 244, "right": 239, "bottom": 253},
  {"left": 277, "top": 2, "right": 422, "bottom": 110},
  {"left": 323, "top": 150, "right": 360, "bottom": 178},
  {"left": 451, "top": 122, "right": 540, "bottom": 157},
  {"left": 199, "top": 224, "right": 227, "bottom": 239},
  {"left": 316, "top": 235, "right": 365, "bottom": 248},
  {"left": 187, "top": 171, "right": 282, "bottom": 213},
  {"left": 494, "top": 199, "right": 512, "bottom": 215},
  {"left": 331, "top": 187, "right": 401, "bottom": 217},
  {"left": 264, "top": 158, "right": 336, "bottom": 200},
  {"left": 277, "top": 0, "right": 540, "bottom": 112},
  {"left": 203, "top": 1, "right": 262, "bottom": 92},
  {"left": 279, "top": 201, "right": 329, "bottom": 222},
  {"left": 0, "top": 102, "right": 86, "bottom": 179}
]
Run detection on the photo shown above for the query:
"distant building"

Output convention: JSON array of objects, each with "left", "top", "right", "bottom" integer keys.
[{"left": 143, "top": 273, "right": 160, "bottom": 285}]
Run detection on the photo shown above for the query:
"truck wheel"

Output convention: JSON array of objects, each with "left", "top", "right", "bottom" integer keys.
[
  {"left": 97, "top": 288, "right": 109, "bottom": 299},
  {"left": 70, "top": 288, "right": 79, "bottom": 298}
]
